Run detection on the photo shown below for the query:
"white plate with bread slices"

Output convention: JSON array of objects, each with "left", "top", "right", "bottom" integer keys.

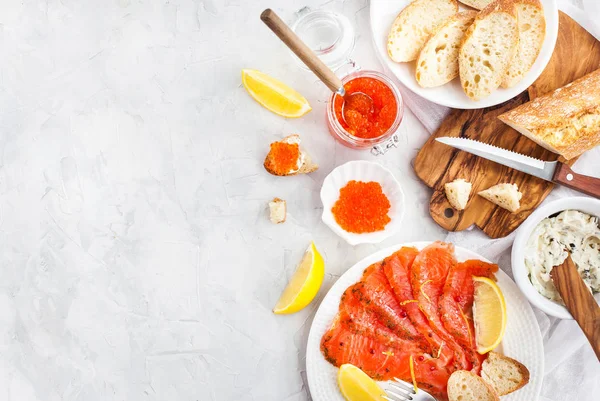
[{"left": 370, "top": 0, "right": 558, "bottom": 109}]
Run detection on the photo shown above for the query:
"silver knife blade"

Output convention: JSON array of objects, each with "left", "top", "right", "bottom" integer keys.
[{"left": 435, "top": 137, "right": 557, "bottom": 181}]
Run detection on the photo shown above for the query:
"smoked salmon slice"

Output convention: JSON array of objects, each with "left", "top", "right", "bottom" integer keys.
[
  {"left": 340, "top": 286, "right": 415, "bottom": 348},
  {"left": 321, "top": 317, "right": 451, "bottom": 399},
  {"left": 321, "top": 315, "right": 412, "bottom": 380},
  {"left": 382, "top": 248, "right": 455, "bottom": 367},
  {"left": 439, "top": 259, "right": 498, "bottom": 372},
  {"left": 410, "top": 242, "right": 471, "bottom": 371},
  {"left": 352, "top": 263, "right": 429, "bottom": 349}
]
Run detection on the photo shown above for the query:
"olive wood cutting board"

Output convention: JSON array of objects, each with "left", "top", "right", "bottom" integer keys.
[{"left": 414, "top": 12, "right": 600, "bottom": 239}]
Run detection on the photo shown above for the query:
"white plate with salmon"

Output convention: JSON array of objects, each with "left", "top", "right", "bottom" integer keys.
[{"left": 306, "top": 241, "right": 543, "bottom": 401}]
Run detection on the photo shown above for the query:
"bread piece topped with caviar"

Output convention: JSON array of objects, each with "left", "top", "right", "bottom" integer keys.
[{"left": 264, "top": 134, "right": 318, "bottom": 176}]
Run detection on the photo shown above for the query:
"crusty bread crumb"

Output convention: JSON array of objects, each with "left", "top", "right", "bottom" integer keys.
[
  {"left": 478, "top": 183, "right": 522, "bottom": 213},
  {"left": 448, "top": 370, "right": 499, "bottom": 401},
  {"left": 269, "top": 198, "right": 286, "bottom": 224},
  {"left": 481, "top": 352, "right": 530, "bottom": 396},
  {"left": 387, "top": 0, "right": 458, "bottom": 63},
  {"left": 444, "top": 178, "right": 472, "bottom": 210},
  {"left": 263, "top": 134, "right": 318, "bottom": 176},
  {"left": 416, "top": 11, "right": 477, "bottom": 88}
]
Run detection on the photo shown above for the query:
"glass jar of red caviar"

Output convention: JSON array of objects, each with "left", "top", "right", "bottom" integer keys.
[{"left": 326, "top": 70, "right": 404, "bottom": 154}]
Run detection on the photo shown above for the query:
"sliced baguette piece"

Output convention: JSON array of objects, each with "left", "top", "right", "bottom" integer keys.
[
  {"left": 444, "top": 178, "right": 472, "bottom": 210},
  {"left": 481, "top": 352, "right": 531, "bottom": 396},
  {"left": 478, "top": 183, "right": 522, "bottom": 213},
  {"left": 269, "top": 198, "right": 286, "bottom": 224},
  {"left": 387, "top": 0, "right": 458, "bottom": 63},
  {"left": 459, "top": 0, "right": 494, "bottom": 9},
  {"left": 448, "top": 370, "right": 500, "bottom": 401},
  {"left": 498, "top": 69, "right": 600, "bottom": 160},
  {"left": 459, "top": 0, "right": 519, "bottom": 100},
  {"left": 263, "top": 134, "right": 318, "bottom": 176},
  {"left": 501, "top": 0, "right": 546, "bottom": 88},
  {"left": 416, "top": 11, "right": 478, "bottom": 88}
]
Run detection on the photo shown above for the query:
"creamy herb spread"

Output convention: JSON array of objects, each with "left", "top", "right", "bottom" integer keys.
[{"left": 524, "top": 210, "right": 600, "bottom": 302}]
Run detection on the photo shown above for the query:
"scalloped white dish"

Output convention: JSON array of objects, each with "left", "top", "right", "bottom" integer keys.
[
  {"left": 306, "top": 242, "right": 544, "bottom": 401},
  {"left": 320, "top": 161, "right": 405, "bottom": 246}
]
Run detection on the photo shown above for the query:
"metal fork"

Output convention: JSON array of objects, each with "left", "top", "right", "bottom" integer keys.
[{"left": 383, "top": 378, "right": 437, "bottom": 401}]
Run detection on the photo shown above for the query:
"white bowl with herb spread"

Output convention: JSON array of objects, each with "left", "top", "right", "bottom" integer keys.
[{"left": 512, "top": 197, "right": 600, "bottom": 319}]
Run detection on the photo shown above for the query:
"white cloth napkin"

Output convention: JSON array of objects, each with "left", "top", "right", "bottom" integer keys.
[{"left": 383, "top": 1, "right": 600, "bottom": 399}]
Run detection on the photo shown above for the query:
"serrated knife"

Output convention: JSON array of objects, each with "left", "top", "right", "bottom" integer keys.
[{"left": 435, "top": 137, "right": 600, "bottom": 199}]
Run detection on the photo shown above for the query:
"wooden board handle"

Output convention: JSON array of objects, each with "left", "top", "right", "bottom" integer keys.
[
  {"left": 551, "top": 255, "right": 600, "bottom": 360},
  {"left": 260, "top": 9, "right": 344, "bottom": 94},
  {"left": 553, "top": 163, "right": 600, "bottom": 199}
]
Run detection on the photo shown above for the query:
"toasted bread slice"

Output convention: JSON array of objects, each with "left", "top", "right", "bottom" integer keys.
[
  {"left": 416, "top": 11, "right": 477, "bottom": 88},
  {"left": 268, "top": 198, "right": 287, "bottom": 224},
  {"left": 444, "top": 178, "right": 472, "bottom": 210},
  {"left": 388, "top": 0, "right": 458, "bottom": 63},
  {"left": 501, "top": 0, "right": 546, "bottom": 88},
  {"left": 459, "top": 0, "right": 519, "bottom": 100},
  {"left": 459, "top": 0, "right": 494, "bottom": 9},
  {"left": 478, "top": 183, "right": 522, "bottom": 213},
  {"left": 263, "top": 135, "right": 318, "bottom": 176},
  {"left": 498, "top": 69, "right": 600, "bottom": 160},
  {"left": 481, "top": 352, "right": 530, "bottom": 396},
  {"left": 448, "top": 370, "right": 500, "bottom": 401}
]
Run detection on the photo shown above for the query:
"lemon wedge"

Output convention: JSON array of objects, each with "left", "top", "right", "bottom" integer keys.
[
  {"left": 473, "top": 276, "right": 507, "bottom": 354},
  {"left": 241, "top": 69, "right": 312, "bottom": 118},
  {"left": 337, "top": 364, "right": 387, "bottom": 401},
  {"left": 273, "top": 242, "right": 324, "bottom": 314}
]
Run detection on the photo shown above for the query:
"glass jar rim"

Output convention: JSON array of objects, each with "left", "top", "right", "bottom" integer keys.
[
  {"left": 291, "top": 9, "right": 355, "bottom": 71},
  {"left": 327, "top": 70, "right": 404, "bottom": 146}
]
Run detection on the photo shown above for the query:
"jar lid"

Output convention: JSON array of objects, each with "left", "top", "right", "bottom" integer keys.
[{"left": 291, "top": 9, "right": 355, "bottom": 72}]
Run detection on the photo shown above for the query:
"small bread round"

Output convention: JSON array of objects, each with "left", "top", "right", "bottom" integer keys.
[
  {"left": 416, "top": 11, "right": 477, "bottom": 88},
  {"left": 481, "top": 352, "right": 531, "bottom": 395},
  {"left": 387, "top": 0, "right": 458, "bottom": 63},
  {"left": 501, "top": 0, "right": 546, "bottom": 88},
  {"left": 459, "top": 0, "right": 519, "bottom": 100},
  {"left": 447, "top": 370, "right": 500, "bottom": 401}
]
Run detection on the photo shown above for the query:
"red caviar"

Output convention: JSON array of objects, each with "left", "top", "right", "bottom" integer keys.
[
  {"left": 334, "top": 77, "right": 397, "bottom": 139},
  {"left": 266, "top": 141, "right": 299, "bottom": 175},
  {"left": 332, "top": 180, "right": 391, "bottom": 233}
]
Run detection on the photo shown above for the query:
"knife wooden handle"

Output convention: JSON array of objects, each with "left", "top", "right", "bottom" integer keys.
[
  {"left": 551, "top": 255, "right": 600, "bottom": 360},
  {"left": 553, "top": 163, "right": 600, "bottom": 199}
]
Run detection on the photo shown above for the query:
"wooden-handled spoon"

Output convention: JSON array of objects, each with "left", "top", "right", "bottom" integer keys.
[
  {"left": 550, "top": 254, "right": 600, "bottom": 360},
  {"left": 260, "top": 8, "right": 374, "bottom": 120}
]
